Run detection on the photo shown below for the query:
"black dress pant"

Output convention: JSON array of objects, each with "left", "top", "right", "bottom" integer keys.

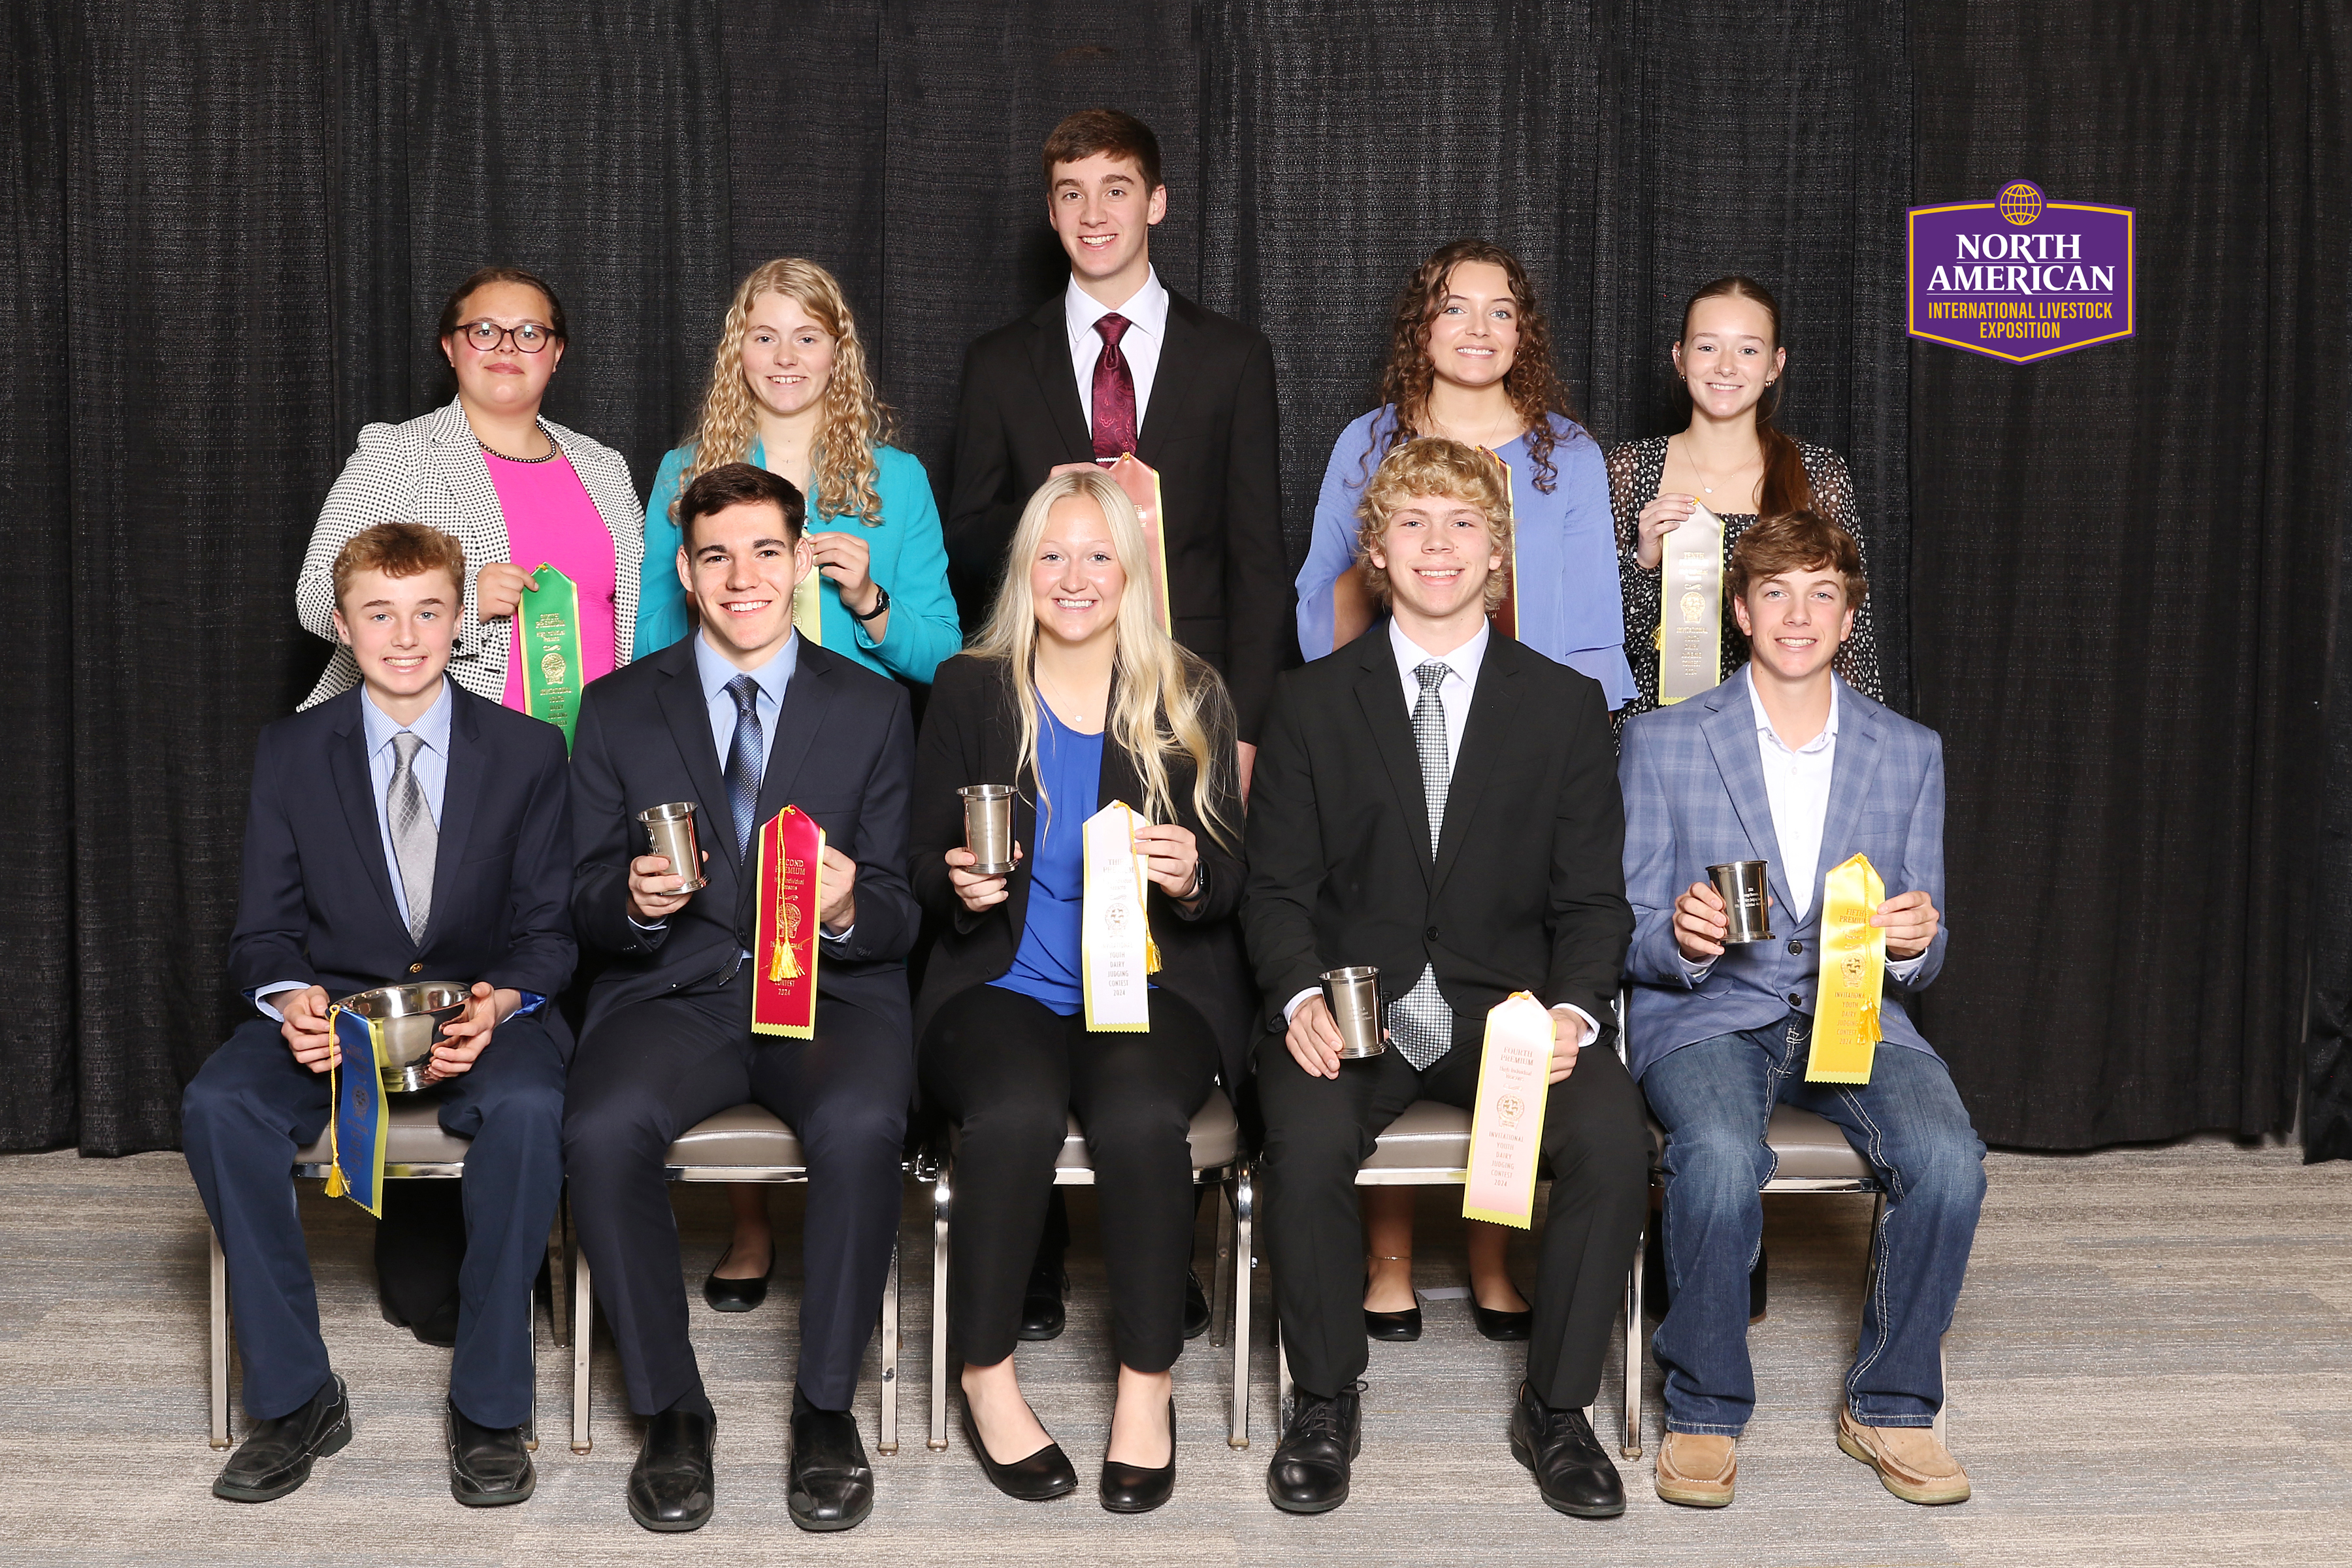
[
  {"left": 921, "top": 985, "right": 1219, "bottom": 1373},
  {"left": 563, "top": 971, "right": 912, "bottom": 1414},
  {"left": 1254, "top": 1019, "right": 1651, "bottom": 1409}
]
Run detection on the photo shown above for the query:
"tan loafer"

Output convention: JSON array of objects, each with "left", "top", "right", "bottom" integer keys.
[
  {"left": 1836, "top": 1408, "right": 1970, "bottom": 1504},
  {"left": 1655, "top": 1431, "right": 1735, "bottom": 1507}
]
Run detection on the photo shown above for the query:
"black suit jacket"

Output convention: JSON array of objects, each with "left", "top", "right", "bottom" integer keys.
[
  {"left": 1240, "top": 632, "right": 1633, "bottom": 1049},
  {"left": 946, "top": 287, "right": 1296, "bottom": 740},
  {"left": 227, "top": 682, "right": 578, "bottom": 1041},
  {"left": 909, "top": 654, "right": 1255, "bottom": 1094},
  {"left": 568, "top": 634, "right": 919, "bottom": 1036}
]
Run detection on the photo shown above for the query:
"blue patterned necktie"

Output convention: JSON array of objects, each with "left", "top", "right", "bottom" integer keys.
[
  {"left": 1388, "top": 661, "right": 1454, "bottom": 1070},
  {"left": 723, "top": 674, "right": 763, "bottom": 861}
]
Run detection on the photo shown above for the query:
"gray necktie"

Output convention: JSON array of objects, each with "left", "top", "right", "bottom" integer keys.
[
  {"left": 388, "top": 731, "right": 436, "bottom": 944},
  {"left": 1389, "top": 662, "right": 1454, "bottom": 1070}
]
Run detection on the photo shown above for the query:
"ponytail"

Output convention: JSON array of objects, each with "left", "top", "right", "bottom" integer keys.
[{"left": 1684, "top": 274, "right": 1812, "bottom": 515}]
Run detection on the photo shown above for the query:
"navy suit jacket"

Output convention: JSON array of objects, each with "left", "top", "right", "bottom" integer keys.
[
  {"left": 568, "top": 633, "right": 919, "bottom": 1036},
  {"left": 226, "top": 681, "right": 578, "bottom": 1041}
]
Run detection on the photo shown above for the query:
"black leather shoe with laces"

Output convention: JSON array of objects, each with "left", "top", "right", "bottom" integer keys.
[
  {"left": 1509, "top": 1382, "right": 1625, "bottom": 1518},
  {"left": 1266, "top": 1382, "right": 1362, "bottom": 1514},
  {"left": 211, "top": 1375, "right": 351, "bottom": 1503}
]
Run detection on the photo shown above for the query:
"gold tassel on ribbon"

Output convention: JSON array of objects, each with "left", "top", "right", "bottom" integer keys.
[
  {"left": 769, "top": 900, "right": 804, "bottom": 982},
  {"left": 1805, "top": 854, "right": 1886, "bottom": 1083}
]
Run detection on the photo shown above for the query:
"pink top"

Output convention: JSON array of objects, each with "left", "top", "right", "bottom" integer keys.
[{"left": 486, "top": 449, "right": 619, "bottom": 711}]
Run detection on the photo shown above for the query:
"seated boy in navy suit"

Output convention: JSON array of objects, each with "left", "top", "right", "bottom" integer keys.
[{"left": 182, "top": 521, "right": 576, "bottom": 1507}]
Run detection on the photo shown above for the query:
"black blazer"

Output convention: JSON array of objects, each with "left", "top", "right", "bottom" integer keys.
[
  {"left": 946, "top": 287, "right": 1296, "bottom": 742},
  {"left": 568, "top": 634, "right": 919, "bottom": 1036},
  {"left": 227, "top": 682, "right": 578, "bottom": 1042},
  {"left": 1240, "top": 632, "right": 1633, "bottom": 1048},
  {"left": 910, "top": 653, "right": 1254, "bottom": 1094}
]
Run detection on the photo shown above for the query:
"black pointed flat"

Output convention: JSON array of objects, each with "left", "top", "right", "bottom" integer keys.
[
  {"left": 1472, "top": 1301, "right": 1533, "bottom": 1341},
  {"left": 1363, "top": 1306, "right": 1422, "bottom": 1341},
  {"left": 701, "top": 1243, "right": 773, "bottom": 1313},
  {"left": 960, "top": 1398, "right": 1077, "bottom": 1502}
]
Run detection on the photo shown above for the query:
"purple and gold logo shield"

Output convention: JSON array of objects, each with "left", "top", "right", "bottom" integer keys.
[{"left": 1908, "top": 181, "right": 2134, "bottom": 362}]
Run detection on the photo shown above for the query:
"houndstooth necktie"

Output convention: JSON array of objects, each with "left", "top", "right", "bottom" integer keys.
[
  {"left": 1388, "top": 661, "right": 1454, "bottom": 1069},
  {"left": 387, "top": 731, "right": 435, "bottom": 944},
  {"left": 723, "top": 674, "right": 764, "bottom": 863}
]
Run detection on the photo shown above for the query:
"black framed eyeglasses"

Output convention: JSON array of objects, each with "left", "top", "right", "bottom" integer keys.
[{"left": 455, "top": 320, "right": 555, "bottom": 353}]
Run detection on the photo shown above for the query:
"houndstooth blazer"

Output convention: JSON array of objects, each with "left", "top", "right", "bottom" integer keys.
[{"left": 297, "top": 397, "right": 645, "bottom": 710}]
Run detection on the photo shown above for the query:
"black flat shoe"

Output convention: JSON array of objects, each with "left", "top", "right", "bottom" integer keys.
[
  {"left": 627, "top": 1407, "right": 716, "bottom": 1532},
  {"left": 960, "top": 1396, "right": 1078, "bottom": 1501},
  {"left": 1182, "top": 1266, "right": 1211, "bottom": 1340},
  {"left": 412, "top": 1298, "right": 460, "bottom": 1347},
  {"left": 447, "top": 1399, "right": 535, "bottom": 1506},
  {"left": 1509, "top": 1382, "right": 1625, "bottom": 1518},
  {"left": 701, "top": 1242, "right": 773, "bottom": 1313},
  {"left": 1472, "top": 1301, "right": 1533, "bottom": 1341},
  {"left": 1364, "top": 1305, "right": 1422, "bottom": 1341},
  {"left": 212, "top": 1375, "right": 351, "bottom": 1503},
  {"left": 787, "top": 1386, "right": 873, "bottom": 1531},
  {"left": 1266, "top": 1382, "right": 1362, "bottom": 1514},
  {"left": 1100, "top": 1398, "right": 1176, "bottom": 1514},
  {"left": 1017, "top": 1262, "right": 1067, "bottom": 1341}
]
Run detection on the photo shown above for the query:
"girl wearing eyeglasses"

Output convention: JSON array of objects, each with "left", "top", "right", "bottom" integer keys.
[{"left": 295, "top": 265, "right": 645, "bottom": 711}]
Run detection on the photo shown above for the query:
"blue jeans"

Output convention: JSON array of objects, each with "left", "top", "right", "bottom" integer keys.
[{"left": 1641, "top": 1018, "right": 1985, "bottom": 1434}]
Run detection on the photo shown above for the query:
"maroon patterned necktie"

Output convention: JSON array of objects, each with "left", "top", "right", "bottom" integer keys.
[{"left": 1090, "top": 312, "right": 1137, "bottom": 461}]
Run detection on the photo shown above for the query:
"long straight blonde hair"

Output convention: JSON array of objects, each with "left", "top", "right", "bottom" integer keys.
[
  {"left": 970, "top": 470, "right": 1237, "bottom": 848},
  {"left": 675, "top": 258, "right": 894, "bottom": 524}
]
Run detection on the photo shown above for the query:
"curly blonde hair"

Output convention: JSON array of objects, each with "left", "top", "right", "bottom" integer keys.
[
  {"left": 970, "top": 470, "right": 1238, "bottom": 850},
  {"left": 1355, "top": 437, "right": 1515, "bottom": 616},
  {"left": 675, "top": 258, "right": 896, "bottom": 526}
]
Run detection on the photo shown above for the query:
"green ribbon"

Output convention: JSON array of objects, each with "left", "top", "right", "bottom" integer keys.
[{"left": 518, "top": 563, "right": 583, "bottom": 748}]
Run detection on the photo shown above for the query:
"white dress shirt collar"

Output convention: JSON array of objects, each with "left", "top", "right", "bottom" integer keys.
[
  {"left": 1389, "top": 618, "right": 1489, "bottom": 771},
  {"left": 360, "top": 675, "right": 453, "bottom": 764},
  {"left": 1746, "top": 667, "right": 1839, "bottom": 922},
  {"left": 1066, "top": 267, "right": 1170, "bottom": 436}
]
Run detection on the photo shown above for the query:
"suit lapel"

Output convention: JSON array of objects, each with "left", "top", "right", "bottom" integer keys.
[
  {"left": 1700, "top": 676, "right": 1797, "bottom": 919},
  {"left": 1025, "top": 295, "right": 1094, "bottom": 459},
  {"left": 734, "top": 644, "right": 839, "bottom": 932},
  {"left": 422, "top": 689, "right": 485, "bottom": 939},
  {"left": 1431, "top": 643, "right": 1524, "bottom": 896},
  {"left": 1354, "top": 644, "right": 1433, "bottom": 882},
  {"left": 1814, "top": 682, "right": 1883, "bottom": 917},
  {"left": 1136, "top": 293, "right": 1200, "bottom": 463},
  {"left": 655, "top": 644, "right": 734, "bottom": 864},
  {"left": 328, "top": 696, "right": 406, "bottom": 934}
]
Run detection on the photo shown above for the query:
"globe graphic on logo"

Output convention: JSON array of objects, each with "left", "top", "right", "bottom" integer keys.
[{"left": 1998, "top": 182, "right": 2043, "bottom": 226}]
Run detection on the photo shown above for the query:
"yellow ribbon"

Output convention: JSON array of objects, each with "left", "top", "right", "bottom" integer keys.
[
  {"left": 792, "top": 569, "right": 823, "bottom": 646},
  {"left": 1805, "top": 853, "right": 1886, "bottom": 1083},
  {"left": 321, "top": 1005, "right": 349, "bottom": 1198}
]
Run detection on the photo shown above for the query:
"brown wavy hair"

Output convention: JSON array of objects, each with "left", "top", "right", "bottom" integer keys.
[
  {"left": 1727, "top": 508, "right": 1865, "bottom": 607},
  {"left": 1680, "top": 275, "right": 1813, "bottom": 517},
  {"left": 1354, "top": 438, "right": 1516, "bottom": 617},
  {"left": 1373, "top": 238, "right": 1573, "bottom": 493},
  {"left": 675, "top": 258, "right": 896, "bottom": 527}
]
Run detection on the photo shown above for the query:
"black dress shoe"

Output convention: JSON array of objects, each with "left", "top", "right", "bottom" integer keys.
[
  {"left": 627, "top": 1408, "right": 716, "bottom": 1532},
  {"left": 701, "top": 1242, "right": 774, "bottom": 1313},
  {"left": 1509, "top": 1382, "right": 1625, "bottom": 1518},
  {"left": 1266, "top": 1382, "right": 1362, "bottom": 1514},
  {"left": 212, "top": 1375, "right": 351, "bottom": 1502},
  {"left": 1472, "top": 1301, "right": 1533, "bottom": 1341},
  {"left": 1363, "top": 1305, "right": 1422, "bottom": 1341},
  {"left": 1182, "top": 1267, "right": 1212, "bottom": 1340},
  {"left": 960, "top": 1396, "right": 1078, "bottom": 1501},
  {"left": 447, "top": 1399, "right": 535, "bottom": 1507},
  {"left": 1100, "top": 1398, "right": 1176, "bottom": 1514},
  {"left": 787, "top": 1386, "right": 874, "bottom": 1531},
  {"left": 1017, "top": 1262, "right": 1067, "bottom": 1341}
]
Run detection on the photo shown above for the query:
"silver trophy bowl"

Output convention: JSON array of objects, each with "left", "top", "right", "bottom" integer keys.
[{"left": 336, "top": 981, "right": 472, "bottom": 1094}]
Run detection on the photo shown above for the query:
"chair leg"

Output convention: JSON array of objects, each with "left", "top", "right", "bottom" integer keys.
[
  {"left": 1624, "top": 1218, "right": 1644, "bottom": 1460},
  {"left": 525, "top": 1303, "right": 539, "bottom": 1453},
  {"left": 208, "top": 1225, "right": 231, "bottom": 1449},
  {"left": 1934, "top": 1337, "right": 1949, "bottom": 1446},
  {"left": 1211, "top": 1171, "right": 1237, "bottom": 1350},
  {"left": 570, "top": 1245, "right": 594, "bottom": 1455},
  {"left": 546, "top": 1193, "right": 569, "bottom": 1350},
  {"left": 928, "top": 1164, "right": 952, "bottom": 1451},
  {"left": 1228, "top": 1165, "right": 1254, "bottom": 1448},
  {"left": 878, "top": 1235, "right": 900, "bottom": 1455}
]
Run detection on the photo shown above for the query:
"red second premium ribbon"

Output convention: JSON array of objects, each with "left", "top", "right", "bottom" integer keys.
[{"left": 753, "top": 805, "right": 823, "bottom": 1039}]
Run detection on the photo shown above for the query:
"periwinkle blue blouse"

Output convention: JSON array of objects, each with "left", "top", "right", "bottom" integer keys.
[
  {"left": 1294, "top": 408, "right": 1636, "bottom": 709},
  {"left": 990, "top": 705, "right": 1105, "bottom": 1016},
  {"left": 637, "top": 439, "right": 961, "bottom": 683}
]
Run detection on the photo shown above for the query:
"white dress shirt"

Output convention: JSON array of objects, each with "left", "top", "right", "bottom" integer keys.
[{"left": 1066, "top": 267, "right": 1169, "bottom": 434}]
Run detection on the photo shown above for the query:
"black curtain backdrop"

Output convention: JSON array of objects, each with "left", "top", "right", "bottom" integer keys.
[{"left": 3, "top": 2, "right": 2342, "bottom": 1155}]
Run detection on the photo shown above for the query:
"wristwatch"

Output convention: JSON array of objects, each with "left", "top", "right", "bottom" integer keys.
[
  {"left": 1186, "top": 862, "right": 1209, "bottom": 900},
  {"left": 849, "top": 583, "right": 891, "bottom": 623}
]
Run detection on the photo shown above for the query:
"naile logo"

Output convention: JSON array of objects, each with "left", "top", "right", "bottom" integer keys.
[{"left": 1907, "top": 180, "right": 2134, "bottom": 362}]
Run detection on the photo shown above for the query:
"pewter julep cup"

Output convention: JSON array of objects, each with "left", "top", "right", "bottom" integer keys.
[
  {"left": 1320, "top": 966, "right": 1386, "bottom": 1059},
  {"left": 639, "top": 802, "right": 709, "bottom": 892},
  {"left": 337, "top": 981, "right": 473, "bottom": 1095},
  {"left": 960, "top": 784, "right": 1017, "bottom": 875},
  {"left": 1707, "top": 859, "right": 1776, "bottom": 943}
]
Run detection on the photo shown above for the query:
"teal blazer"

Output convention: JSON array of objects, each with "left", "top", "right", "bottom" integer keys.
[{"left": 638, "top": 440, "right": 962, "bottom": 683}]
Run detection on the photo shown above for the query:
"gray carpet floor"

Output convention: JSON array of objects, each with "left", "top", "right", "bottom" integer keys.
[{"left": 3, "top": 1141, "right": 2348, "bottom": 1566}]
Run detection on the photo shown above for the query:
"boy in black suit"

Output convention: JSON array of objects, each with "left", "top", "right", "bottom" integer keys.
[
  {"left": 1241, "top": 439, "right": 1650, "bottom": 1518},
  {"left": 182, "top": 522, "right": 576, "bottom": 1507},
  {"left": 561, "top": 463, "right": 919, "bottom": 1535}
]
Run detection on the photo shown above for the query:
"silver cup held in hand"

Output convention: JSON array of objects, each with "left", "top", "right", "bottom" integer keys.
[
  {"left": 960, "top": 784, "right": 1017, "bottom": 876},
  {"left": 638, "top": 802, "right": 708, "bottom": 893},
  {"left": 1320, "top": 966, "right": 1386, "bottom": 1059},
  {"left": 337, "top": 981, "right": 473, "bottom": 1095},
  {"left": 1707, "top": 859, "right": 1776, "bottom": 944}
]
